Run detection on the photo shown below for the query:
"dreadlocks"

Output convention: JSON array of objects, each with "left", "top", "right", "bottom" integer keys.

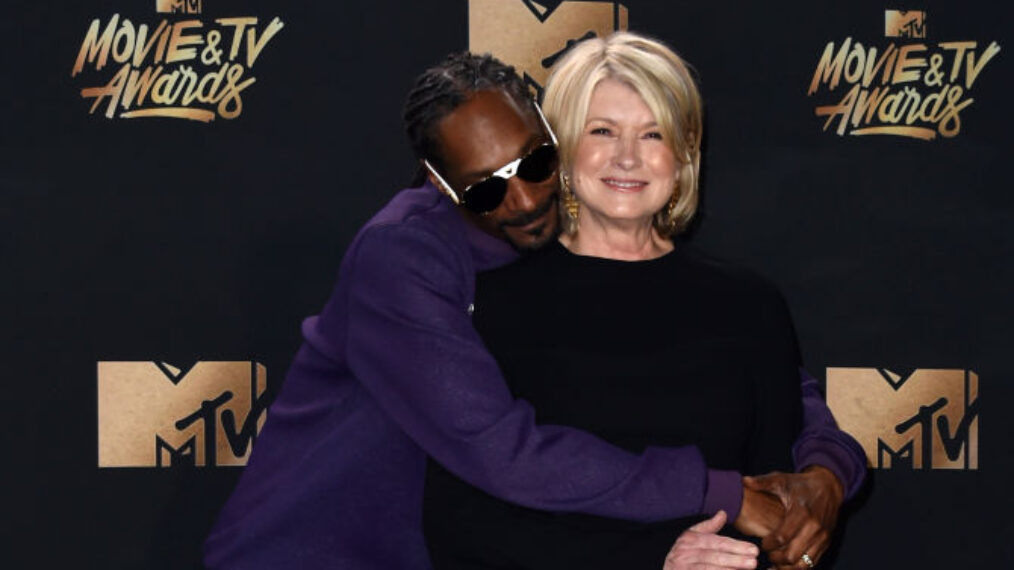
[{"left": 403, "top": 52, "right": 532, "bottom": 186}]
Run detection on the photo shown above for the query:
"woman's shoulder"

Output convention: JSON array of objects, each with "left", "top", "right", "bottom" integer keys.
[{"left": 672, "top": 243, "right": 786, "bottom": 305}]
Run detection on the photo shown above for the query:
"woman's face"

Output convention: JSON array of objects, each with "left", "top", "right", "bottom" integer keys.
[{"left": 571, "top": 78, "right": 678, "bottom": 228}]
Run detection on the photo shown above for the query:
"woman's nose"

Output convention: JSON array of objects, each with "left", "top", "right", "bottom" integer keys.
[{"left": 613, "top": 137, "right": 640, "bottom": 169}]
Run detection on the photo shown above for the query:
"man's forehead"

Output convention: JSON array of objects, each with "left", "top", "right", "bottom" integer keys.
[{"left": 437, "top": 90, "right": 541, "bottom": 177}]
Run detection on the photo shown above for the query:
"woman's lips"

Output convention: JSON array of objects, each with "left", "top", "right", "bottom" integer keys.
[{"left": 601, "top": 178, "right": 648, "bottom": 193}]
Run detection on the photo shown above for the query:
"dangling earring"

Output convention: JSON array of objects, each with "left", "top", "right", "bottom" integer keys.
[
  {"left": 561, "top": 172, "right": 580, "bottom": 234},
  {"left": 656, "top": 186, "right": 679, "bottom": 235}
]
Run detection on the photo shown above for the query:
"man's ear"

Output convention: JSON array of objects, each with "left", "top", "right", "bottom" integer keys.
[
  {"left": 426, "top": 171, "right": 442, "bottom": 190},
  {"left": 424, "top": 161, "right": 461, "bottom": 204}
]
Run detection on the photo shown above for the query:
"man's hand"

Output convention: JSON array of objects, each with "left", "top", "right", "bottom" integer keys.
[
  {"left": 733, "top": 486, "right": 785, "bottom": 538},
  {"left": 663, "top": 511, "right": 759, "bottom": 570},
  {"left": 743, "top": 466, "right": 844, "bottom": 568}
]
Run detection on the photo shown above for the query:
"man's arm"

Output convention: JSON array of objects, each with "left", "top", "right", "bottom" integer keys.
[
  {"left": 794, "top": 368, "right": 867, "bottom": 498},
  {"left": 329, "top": 224, "right": 742, "bottom": 522},
  {"left": 741, "top": 369, "right": 868, "bottom": 568}
]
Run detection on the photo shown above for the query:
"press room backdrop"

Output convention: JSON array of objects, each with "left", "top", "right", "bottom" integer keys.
[{"left": 3, "top": 1, "right": 1011, "bottom": 568}]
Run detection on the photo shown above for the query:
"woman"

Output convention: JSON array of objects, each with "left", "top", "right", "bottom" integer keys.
[{"left": 424, "top": 32, "right": 806, "bottom": 569}]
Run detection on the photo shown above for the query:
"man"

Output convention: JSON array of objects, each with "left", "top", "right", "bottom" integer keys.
[{"left": 204, "top": 52, "right": 864, "bottom": 569}]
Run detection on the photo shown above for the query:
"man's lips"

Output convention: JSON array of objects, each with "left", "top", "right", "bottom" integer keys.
[
  {"left": 502, "top": 196, "right": 557, "bottom": 229},
  {"left": 601, "top": 177, "right": 648, "bottom": 192}
]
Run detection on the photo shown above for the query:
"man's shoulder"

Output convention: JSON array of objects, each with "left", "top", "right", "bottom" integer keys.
[
  {"left": 356, "top": 186, "right": 464, "bottom": 249},
  {"left": 365, "top": 186, "right": 454, "bottom": 230},
  {"left": 342, "top": 185, "right": 472, "bottom": 277}
]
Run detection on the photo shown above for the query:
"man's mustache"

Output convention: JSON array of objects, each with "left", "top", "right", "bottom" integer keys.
[{"left": 500, "top": 194, "right": 558, "bottom": 227}]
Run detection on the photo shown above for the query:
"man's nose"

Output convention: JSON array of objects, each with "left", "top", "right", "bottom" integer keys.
[{"left": 502, "top": 177, "right": 545, "bottom": 214}]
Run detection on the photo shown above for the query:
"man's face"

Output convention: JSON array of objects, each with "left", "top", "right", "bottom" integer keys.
[{"left": 430, "top": 90, "right": 560, "bottom": 250}]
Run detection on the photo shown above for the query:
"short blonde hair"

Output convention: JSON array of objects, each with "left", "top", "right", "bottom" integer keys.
[{"left": 543, "top": 31, "right": 703, "bottom": 236}]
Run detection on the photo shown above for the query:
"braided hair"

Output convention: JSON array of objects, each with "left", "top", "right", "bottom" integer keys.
[{"left": 403, "top": 52, "right": 532, "bottom": 186}]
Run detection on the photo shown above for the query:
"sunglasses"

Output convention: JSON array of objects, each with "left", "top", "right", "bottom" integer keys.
[{"left": 424, "top": 101, "right": 560, "bottom": 215}]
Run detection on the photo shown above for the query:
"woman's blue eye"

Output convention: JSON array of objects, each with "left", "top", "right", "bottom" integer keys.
[{"left": 590, "top": 127, "right": 612, "bottom": 135}]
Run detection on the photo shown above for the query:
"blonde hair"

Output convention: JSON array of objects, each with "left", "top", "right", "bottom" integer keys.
[{"left": 543, "top": 31, "right": 703, "bottom": 236}]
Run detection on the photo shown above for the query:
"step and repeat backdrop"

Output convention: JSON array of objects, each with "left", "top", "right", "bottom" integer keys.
[{"left": 3, "top": 1, "right": 1011, "bottom": 568}]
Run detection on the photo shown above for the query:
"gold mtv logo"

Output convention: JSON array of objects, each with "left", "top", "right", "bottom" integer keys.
[
  {"left": 885, "top": 10, "right": 926, "bottom": 38},
  {"left": 98, "top": 361, "right": 267, "bottom": 467},
  {"left": 827, "top": 368, "right": 978, "bottom": 470},
  {"left": 469, "top": 0, "right": 627, "bottom": 96},
  {"left": 156, "top": 0, "right": 202, "bottom": 14}
]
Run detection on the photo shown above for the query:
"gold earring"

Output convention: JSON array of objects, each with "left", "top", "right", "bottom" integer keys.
[
  {"left": 561, "top": 173, "right": 580, "bottom": 233},
  {"left": 666, "top": 190, "right": 678, "bottom": 223},
  {"left": 656, "top": 187, "right": 679, "bottom": 234}
]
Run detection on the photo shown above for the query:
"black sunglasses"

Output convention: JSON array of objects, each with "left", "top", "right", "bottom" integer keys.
[
  {"left": 425, "top": 144, "right": 558, "bottom": 214},
  {"left": 424, "top": 101, "right": 561, "bottom": 215}
]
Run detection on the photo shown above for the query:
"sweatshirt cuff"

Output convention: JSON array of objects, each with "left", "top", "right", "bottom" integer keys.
[
  {"left": 701, "top": 469, "right": 743, "bottom": 522},
  {"left": 794, "top": 442, "right": 863, "bottom": 499}
]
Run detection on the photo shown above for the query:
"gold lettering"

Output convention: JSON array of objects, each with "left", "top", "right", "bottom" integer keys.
[
  {"left": 196, "top": 63, "right": 230, "bottom": 103},
  {"left": 80, "top": 63, "right": 130, "bottom": 118},
  {"left": 151, "top": 69, "right": 181, "bottom": 104},
  {"left": 121, "top": 65, "right": 163, "bottom": 109},
  {"left": 914, "top": 85, "right": 948, "bottom": 123},
  {"left": 877, "top": 89, "right": 907, "bottom": 123},
  {"left": 962, "top": 41, "right": 1001, "bottom": 88},
  {"left": 808, "top": 38, "right": 851, "bottom": 94},
  {"left": 166, "top": 20, "right": 204, "bottom": 64},
  {"left": 860, "top": 44, "right": 897, "bottom": 88},
  {"left": 815, "top": 83, "right": 859, "bottom": 135},
  {"left": 216, "top": 17, "right": 259, "bottom": 62},
  {"left": 170, "top": 66, "right": 201, "bottom": 105},
  {"left": 843, "top": 41, "right": 867, "bottom": 84},
  {"left": 891, "top": 44, "right": 926, "bottom": 84},
  {"left": 244, "top": 17, "right": 284, "bottom": 67},
  {"left": 132, "top": 21, "right": 169, "bottom": 67},
  {"left": 73, "top": 15, "right": 119, "bottom": 76},
  {"left": 217, "top": 64, "right": 257, "bottom": 119},
  {"left": 937, "top": 86, "right": 974, "bottom": 137},
  {"left": 850, "top": 85, "right": 890, "bottom": 127},
  {"left": 939, "top": 41, "right": 977, "bottom": 82},
  {"left": 111, "top": 19, "right": 136, "bottom": 64}
]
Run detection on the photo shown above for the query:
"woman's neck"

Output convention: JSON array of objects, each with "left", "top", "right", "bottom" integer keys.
[{"left": 559, "top": 214, "right": 673, "bottom": 261}]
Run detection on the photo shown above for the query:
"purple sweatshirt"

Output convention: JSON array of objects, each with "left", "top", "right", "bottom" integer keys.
[{"left": 204, "top": 183, "right": 865, "bottom": 569}]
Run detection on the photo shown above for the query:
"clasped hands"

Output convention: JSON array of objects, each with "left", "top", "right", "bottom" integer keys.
[{"left": 664, "top": 466, "right": 844, "bottom": 570}]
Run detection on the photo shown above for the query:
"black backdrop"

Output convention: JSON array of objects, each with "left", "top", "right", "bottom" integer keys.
[{"left": 3, "top": 1, "right": 1012, "bottom": 568}]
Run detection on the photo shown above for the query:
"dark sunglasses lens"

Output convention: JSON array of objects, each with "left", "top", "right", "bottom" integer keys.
[
  {"left": 517, "top": 145, "right": 558, "bottom": 183},
  {"left": 463, "top": 178, "right": 508, "bottom": 214}
]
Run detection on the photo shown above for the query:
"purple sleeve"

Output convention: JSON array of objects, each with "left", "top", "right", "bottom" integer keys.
[
  {"left": 338, "top": 224, "right": 737, "bottom": 522},
  {"left": 793, "top": 368, "right": 868, "bottom": 499}
]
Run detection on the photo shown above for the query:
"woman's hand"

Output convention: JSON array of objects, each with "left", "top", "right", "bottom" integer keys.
[{"left": 663, "top": 511, "right": 759, "bottom": 570}]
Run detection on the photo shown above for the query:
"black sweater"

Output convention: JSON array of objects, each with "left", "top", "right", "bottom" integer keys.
[{"left": 425, "top": 240, "right": 802, "bottom": 570}]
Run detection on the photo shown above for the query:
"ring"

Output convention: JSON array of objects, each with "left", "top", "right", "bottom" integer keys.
[{"left": 801, "top": 553, "right": 815, "bottom": 568}]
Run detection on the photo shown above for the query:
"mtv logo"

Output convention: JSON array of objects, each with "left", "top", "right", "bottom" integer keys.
[
  {"left": 98, "top": 361, "right": 267, "bottom": 467},
  {"left": 827, "top": 368, "right": 978, "bottom": 470},
  {"left": 469, "top": 0, "right": 627, "bottom": 96},
  {"left": 885, "top": 10, "right": 926, "bottom": 38},
  {"left": 156, "top": 0, "right": 202, "bottom": 14}
]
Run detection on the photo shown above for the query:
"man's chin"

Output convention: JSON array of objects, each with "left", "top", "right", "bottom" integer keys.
[{"left": 504, "top": 219, "right": 560, "bottom": 251}]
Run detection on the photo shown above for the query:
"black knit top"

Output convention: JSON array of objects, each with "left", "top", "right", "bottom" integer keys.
[{"left": 424, "top": 240, "right": 802, "bottom": 569}]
